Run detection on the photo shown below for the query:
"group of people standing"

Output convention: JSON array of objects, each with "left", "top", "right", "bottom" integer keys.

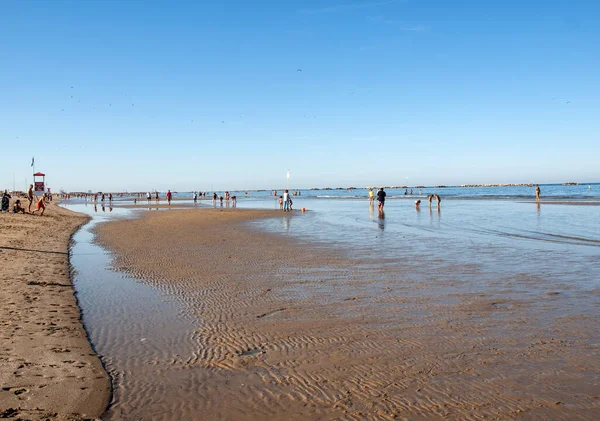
[
  {"left": 279, "top": 189, "right": 293, "bottom": 211},
  {"left": 368, "top": 187, "right": 441, "bottom": 213},
  {"left": 212, "top": 191, "right": 237, "bottom": 207}
]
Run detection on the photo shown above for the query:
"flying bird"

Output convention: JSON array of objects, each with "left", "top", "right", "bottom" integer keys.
[{"left": 297, "top": 69, "right": 302, "bottom": 72}]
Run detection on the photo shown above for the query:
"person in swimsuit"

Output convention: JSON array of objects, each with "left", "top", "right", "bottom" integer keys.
[
  {"left": 428, "top": 194, "right": 434, "bottom": 207},
  {"left": 13, "top": 200, "right": 26, "bottom": 214},
  {"left": 415, "top": 199, "right": 421, "bottom": 210},
  {"left": 434, "top": 194, "right": 441, "bottom": 210},
  {"left": 376, "top": 188, "right": 386, "bottom": 211},
  {"left": 535, "top": 185, "right": 540, "bottom": 201},
  {"left": 32, "top": 194, "right": 46, "bottom": 216},
  {"left": 368, "top": 188, "right": 375, "bottom": 205},
  {"left": 166, "top": 189, "right": 172, "bottom": 205},
  {"left": 27, "top": 184, "right": 34, "bottom": 212}
]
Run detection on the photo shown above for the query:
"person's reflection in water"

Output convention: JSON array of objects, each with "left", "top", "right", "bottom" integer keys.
[
  {"left": 101, "top": 205, "right": 105, "bottom": 212},
  {"left": 109, "top": 206, "right": 113, "bottom": 212},
  {"left": 369, "top": 203, "right": 375, "bottom": 220},
  {"left": 94, "top": 204, "right": 97, "bottom": 213},
  {"left": 282, "top": 215, "right": 291, "bottom": 232},
  {"left": 378, "top": 210, "right": 385, "bottom": 230}
]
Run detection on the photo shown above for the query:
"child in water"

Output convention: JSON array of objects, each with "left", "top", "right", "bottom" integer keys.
[{"left": 279, "top": 196, "right": 283, "bottom": 210}]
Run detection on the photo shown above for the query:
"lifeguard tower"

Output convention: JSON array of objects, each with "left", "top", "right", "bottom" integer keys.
[{"left": 33, "top": 172, "right": 45, "bottom": 196}]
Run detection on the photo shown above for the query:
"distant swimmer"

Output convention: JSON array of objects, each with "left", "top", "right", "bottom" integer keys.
[
  {"left": 368, "top": 188, "right": 375, "bottom": 205},
  {"left": 231, "top": 196, "right": 237, "bottom": 207},
  {"left": 377, "top": 188, "right": 386, "bottom": 211},
  {"left": 535, "top": 184, "right": 541, "bottom": 201},
  {"left": 410, "top": 189, "right": 413, "bottom": 195}
]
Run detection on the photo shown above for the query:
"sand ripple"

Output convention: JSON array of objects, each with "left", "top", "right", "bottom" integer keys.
[{"left": 87, "top": 208, "right": 600, "bottom": 420}]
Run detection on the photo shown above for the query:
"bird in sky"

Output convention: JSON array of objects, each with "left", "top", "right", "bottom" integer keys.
[
  {"left": 297, "top": 69, "right": 302, "bottom": 72},
  {"left": 566, "top": 101, "right": 571, "bottom": 104}
]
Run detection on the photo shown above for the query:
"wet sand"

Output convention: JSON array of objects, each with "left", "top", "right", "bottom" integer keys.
[
  {"left": 0, "top": 203, "right": 110, "bottom": 420},
  {"left": 95, "top": 208, "right": 600, "bottom": 420}
]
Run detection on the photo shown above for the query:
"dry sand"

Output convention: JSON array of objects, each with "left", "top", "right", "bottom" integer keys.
[
  {"left": 94, "top": 208, "right": 600, "bottom": 420},
  {"left": 0, "top": 201, "right": 110, "bottom": 420}
]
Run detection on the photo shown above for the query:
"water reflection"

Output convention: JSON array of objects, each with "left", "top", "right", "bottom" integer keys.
[{"left": 377, "top": 211, "right": 385, "bottom": 230}]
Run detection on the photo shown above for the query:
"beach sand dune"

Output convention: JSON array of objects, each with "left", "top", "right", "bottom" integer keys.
[
  {"left": 95, "top": 208, "right": 600, "bottom": 420},
  {"left": 0, "top": 204, "right": 110, "bottom": 420}
]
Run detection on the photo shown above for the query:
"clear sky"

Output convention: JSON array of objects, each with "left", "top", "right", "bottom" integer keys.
[{"left": 1, "top": 0, "right": 599, "bottom": 192}]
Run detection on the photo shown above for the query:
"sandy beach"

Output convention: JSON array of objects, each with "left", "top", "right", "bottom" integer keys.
[
  {"left": 0, "top": 202, "right": 110, "bottom": 420},
  {"left": 91, "top": 207, "right": 600, "bottom": 420}
]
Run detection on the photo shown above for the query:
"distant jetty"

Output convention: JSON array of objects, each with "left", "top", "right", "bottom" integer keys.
[
  {"left": 460, "top": 183, "right": 534, "bottom": 188},
  {"left": 563, "top": 182, "right": 578, "bottom": 186}
]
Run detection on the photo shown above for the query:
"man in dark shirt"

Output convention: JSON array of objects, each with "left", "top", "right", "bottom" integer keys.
[{"left": 376, "top": 188, "right": 386, "bottom": 211}]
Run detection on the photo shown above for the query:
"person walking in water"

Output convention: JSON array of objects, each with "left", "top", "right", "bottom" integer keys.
[
  {"left": 376, "top": 188, "right": 386, "bottom": 212},
  {"left": 368, "top": 188, "right": 375, "bottom": 205},
  {"left": 283, "top": 189, "right": 291, "bottom": 211},
  {"left": 535, "top": 184, "right": 541, "bottom": 201},
  {"left": 166, "top": 189, "right": 173, "bottom": 205}
]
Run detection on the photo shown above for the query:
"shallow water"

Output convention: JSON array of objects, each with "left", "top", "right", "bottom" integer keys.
[{"left": 65, "top": 204, "right": 199, "bottom": 419}]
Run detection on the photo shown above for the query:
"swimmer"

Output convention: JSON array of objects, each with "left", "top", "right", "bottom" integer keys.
[{"left": 415, "top": 199, "right": 421, "bottom": 210}]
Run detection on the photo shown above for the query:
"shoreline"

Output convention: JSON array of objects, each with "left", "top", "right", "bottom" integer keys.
[
  {"left": 0, "top": 202, "right": 110, "bottom": 420},
  {"left": 90, "top": 207, "right": 600, "bottom": 420}
]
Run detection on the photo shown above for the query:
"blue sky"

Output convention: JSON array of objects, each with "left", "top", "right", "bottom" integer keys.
[{"left": 1, "top": 0, "right": 599, "bottom": 191}]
